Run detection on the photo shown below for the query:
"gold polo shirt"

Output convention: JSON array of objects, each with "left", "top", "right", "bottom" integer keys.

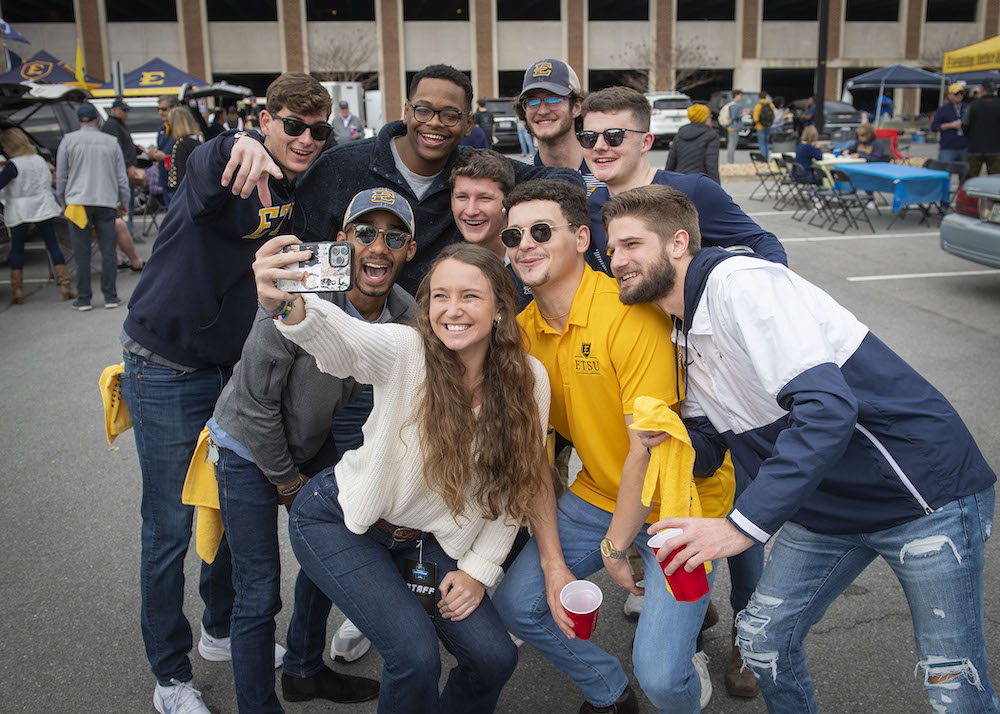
[{"left": 518, "top": 266, "right": 679, "bottom": 520}]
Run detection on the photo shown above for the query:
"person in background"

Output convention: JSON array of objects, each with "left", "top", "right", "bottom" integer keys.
[
  {"left": 794, "top": 125, "right": 823, "bottom": 173},
  {"left": 800, "top": 96, "right": 816, "bottom": 128},
  {"left": 752, "top": 92, "right": 777, "bottom": 161},
  {"left": 115, "top": 218, "right": 145, "bottom": 271},
  {"left": 844, "top": 123, "right": 886, "bottom": 162},
  {"left": 931, "top": 83, "right": 969, "bottom": 163},
  {"left": 460, "top": 123, "right": 490, "bottom": 149},
  {"left": 206, "top": 110, "right": 227, "bottom": 141},
  {"left": 332, "top": 100, "right": 364, "bottom": 145},
  {"left": 56, "top": 103, "right": 129, "bottom": 311},
  {"left": 516, "top": 117, "right": 534, "bottom": 158},
  {"left": 147, "top": 95, "right": 180, "bottom": 208},
  {"left": 224, "top": 106, "right": 243, "bottom": 131},
  {"left": 772, "top": 96, "right": 788, "bottom": 133},
  {"left": 665, "top": 103, "right": 720, "bottom": 184},
  {"left": 0, "top": 127, "right": 75, "bottom": 303},
  {"left": 962, "top": 80, "right": 1000, "bottom": 177},
  {"left": 166, "top": 107, "right": 203, "bottom": 191},
  {"left": 474, "top": 97, "right": 495, "bottom": 146},
  {"left": 102, "top": 97, "right": 141, "bottom": 237},
  {"left": 719, "top": 89, "right": 744, "bottom": 165}
]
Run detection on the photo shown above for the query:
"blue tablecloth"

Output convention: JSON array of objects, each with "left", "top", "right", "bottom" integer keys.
[{"left": 838, "top": 163, "right": 950, "bottom": 213}]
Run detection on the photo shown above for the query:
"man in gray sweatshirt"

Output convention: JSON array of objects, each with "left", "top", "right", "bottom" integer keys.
[{"left": 207, "top": 188, "right": 418, "bottom": 711}]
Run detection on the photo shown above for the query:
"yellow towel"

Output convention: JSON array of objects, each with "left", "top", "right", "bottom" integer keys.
[
  {"left": 64, "top": 204, "right": 87, "bottom": 229},
  {"left": 99, "top": 363, "right": 132, "bottom": 445},
  {"left": 181, "top": 427, "right": 224, "bottom": 564}
]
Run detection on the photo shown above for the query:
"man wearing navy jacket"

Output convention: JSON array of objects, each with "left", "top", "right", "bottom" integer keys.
[
  {"left": 120, "top": 73, "right": 342, "bottom": 714},
  {"left": 603, "top": 184, "right": 998, "bottom": 714}
]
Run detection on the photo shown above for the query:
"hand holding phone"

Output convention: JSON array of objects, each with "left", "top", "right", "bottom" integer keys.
[{"left": 277, "top": 242, "right": 354, "bottom": 293}]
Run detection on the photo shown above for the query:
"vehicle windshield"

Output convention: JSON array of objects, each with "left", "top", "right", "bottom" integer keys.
[
  {"left": 122, "top": 106, "right": 165, "bottom": 133},
  {"left": 652, "top": 98, "right": 691, "bottom": 110},
  {"left": 485, "top": 100, "right": 515, "bottom": 116}
]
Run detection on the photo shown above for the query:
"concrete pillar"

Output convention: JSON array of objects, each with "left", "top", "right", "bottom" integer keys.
[
  {"left": 986, "top": 0, "right": 1000, "bottom": 37},
  {"left": 278, "top": 0, "right": 306, "bottom": 72},
  {"left": 825, "top": 0, "right": 843, "bottom": 100},
  {"left": 565, "top": 0, "right": 585, "bottom": 89},
  {"left": 650, "top": 0, "right": 674, "bottom": 91},
  {"left": 74, "top": 0, "right": 108, "bottom": 81},
  {"left": 902, "top": 0, "right": 924, "bottom": 115},
  {"left": 177, "top": 0, "right": 211, "bottom": 80},
  {"left": 377, "top": 0, "right": 405, "bottom": 123},
  {"left": 471, "top": 0, "right": 496, "bottom": 98},
  {"left": 742, "top": 0, "right": 758, "bottom": 60}
]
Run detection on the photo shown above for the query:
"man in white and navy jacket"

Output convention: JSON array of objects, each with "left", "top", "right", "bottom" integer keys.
[{"left": 601, "top": 183, "right": 998, "bottom": 714}]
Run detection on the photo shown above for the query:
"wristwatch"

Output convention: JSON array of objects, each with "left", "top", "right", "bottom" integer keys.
[{"left": 600, "top": 537, "right": 627, "bottom": 559}]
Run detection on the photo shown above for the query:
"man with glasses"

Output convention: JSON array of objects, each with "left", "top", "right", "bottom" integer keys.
[
  {"left": 492, "top": 178, "right": 734, "bottom": 714},
  {"left": 120, "top": 72, "right": 332, "bottom": 714},
  {"left": 227, "top": 64, "right": 582, "bottom": 296},
  {"left": 932, "top": 84, "right": 969, "bottom": 163},
  {"left": 516, "top": 58, "right": 604, "bottom": 196},
  {"left": 208, "top": 187, "right": 419, "bottom": 712}
]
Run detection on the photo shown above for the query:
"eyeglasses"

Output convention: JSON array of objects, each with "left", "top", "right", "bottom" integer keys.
[
  {"left": 407, "top": 102, "right": 468, "bottom": 127},
  {"left": 270, "top": 113, "right": 333, "bottom": 141},
  {"left": 157, "top": 106, "right": 169, "bottom": 113},
  {"left": 576, "top": 128, "right": 647, "bottom": 149},
  {"left": 521, "top": 95, "right": 569, "bottom": 110},
  {"left": 351, "top": 223, "right": 412, "bottom": 251},
  {"left": 500, "top": 223, "right": 576, "bottom": 248}
]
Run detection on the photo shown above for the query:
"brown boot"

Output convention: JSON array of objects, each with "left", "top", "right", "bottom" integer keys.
[
  {"left": 725, "top": 625, "right": 759, "bottom": 698},
  {"left": 9, "top": 269, "right": 23, "bottom": 304},
  {"left": 54, "top": 264, "right": 76, "bottom": 300}
]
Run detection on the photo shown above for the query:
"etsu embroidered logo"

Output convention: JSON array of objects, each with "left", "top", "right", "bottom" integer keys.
[
  {"left": 575, "top": 342, "right": 600, "bottom": 375},
  {"left": 370, "top": 189, "right": 396, "bottom": 205},
  {"left": 244, "top": 203, "right": 294, "bottom": 239},
  {"left": 532, "top": 62, "right": 553, "bottom": 78}
]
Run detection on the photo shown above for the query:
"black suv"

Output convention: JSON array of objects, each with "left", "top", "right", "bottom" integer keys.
[{"left": 481, "top": 98, "right": 519, "bottom": 152}]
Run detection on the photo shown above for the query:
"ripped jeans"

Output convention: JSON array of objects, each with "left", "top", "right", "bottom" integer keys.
[{"left": 737, "top": 486, "right": 997, "bottom": 714}]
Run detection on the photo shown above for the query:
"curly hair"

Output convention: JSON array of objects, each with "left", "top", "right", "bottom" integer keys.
[{"left": 414, "top": 243, "right": 547, "bottom": 523}]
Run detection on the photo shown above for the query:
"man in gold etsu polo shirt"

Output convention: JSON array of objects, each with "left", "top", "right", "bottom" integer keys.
[{"left": 492, "top": 179, "right": 734, "bottom": 714}]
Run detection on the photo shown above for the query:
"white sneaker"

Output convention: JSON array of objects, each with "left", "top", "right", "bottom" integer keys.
[
  {"left": 623, "top": 591, "right": 644, "bottom": 619},
  {"left": 153, "top": 679, "right": 211, "bottom": 714},
  {"left": 198, "top": 624, "right": 286, "bottom": 668},
  {"left": 693, "top": 650, "right": 713, "bottom": 710},
  {"left": 331, "top": 618, "right": 372, "bottom": 663}
]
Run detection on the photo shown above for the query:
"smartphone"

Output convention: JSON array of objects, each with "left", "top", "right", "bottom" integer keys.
[{"left": 277, "top": 242, "right": 353, "bottom": 293}]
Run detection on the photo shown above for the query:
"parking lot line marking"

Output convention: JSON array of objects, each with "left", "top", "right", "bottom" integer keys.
[
  {"left": 746, "top": 211, "right": 786, "bottom": 217},
  {"left": 847, "top": 269, "right": 1000, "bottom": 282},
  {"left": 783, "top": 232, "right": 938, "bottom": 243}
]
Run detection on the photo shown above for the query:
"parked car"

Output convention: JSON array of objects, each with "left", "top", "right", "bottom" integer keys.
[
  {"left": 482, "top": 98, "right": 518, "bottom": 152},
  {"left": 788, "top": 98, "right": 864, "bottom": 135},
  {"left": 645, "top": 92, "right": 691, "bottom": 147},
  {"left": 940, "top": 176, "right": 1000, "bottom": 268}
]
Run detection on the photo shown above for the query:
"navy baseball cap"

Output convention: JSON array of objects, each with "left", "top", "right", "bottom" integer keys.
[
  {"left": 344, "top": 188, "right": 415, "bottom": 236},
  {"left": 112, "top": 97, "right": 131, "bottom": 110},
  {"left": 76, "top": 103, "right": 99, "bottom": 121},
  {"left": 520, "top": 59, "right": 581, "bottom": 98}
]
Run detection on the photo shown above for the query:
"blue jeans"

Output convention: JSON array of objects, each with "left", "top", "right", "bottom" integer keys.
[
  {"left": 8, "top": 219, "right": 65, "bottom": 270},
  {"left": 216, "top": 447, "right": 334, "bottom": 713},
  {"left": 68, "top": 205, "right": 117, "bottom": 303},
  {"left": 939, "top": 148, "right": 968, "bottom": 163},
  {"left": 493, "top": 491, "right": 713, "bottom": 713},
  {"left": 330, "top": 385, "right": 372, "bottom": 461},
  {"left": 738, "top": 486, "right": 997, "bottom": 714},
  {"left": 289, "top": 472, "right": 517, "bottom": 714},
  {"left": 518, "top": 127, "right": 535, "bottom": 155},
  {"left": 757, "top": 128, "right": 771, "bottom": 161},
  {"left": 121, "top": 350, "right": 236, "bottom": 685},
  {"left": 728, "top": 460, "right": 764, "bottom": 615}
]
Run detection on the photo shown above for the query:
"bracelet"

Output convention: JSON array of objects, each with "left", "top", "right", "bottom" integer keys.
[
  {"left": 277, "top": 473, "right": 306, "bottom": 496},
  {"left": 257, "top": 299, "right": 287, "bottom": 318},
  {"left": 274, "top": 302, "right": 295, "bottom": 321}
]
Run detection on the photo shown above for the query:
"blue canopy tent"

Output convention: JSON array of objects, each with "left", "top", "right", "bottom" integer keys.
[
  {"left": 91, "top": 57, "right": 205, "bottom": 97},
  {"left": 845, "top": 64, "right": 945, "bottom": 125},
  {"left": 0, "top": 49, "right": 102, "bottom": 89}
]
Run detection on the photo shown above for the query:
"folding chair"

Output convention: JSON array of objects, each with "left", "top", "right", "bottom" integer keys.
[
  {"left": 810, "top": 166, "right": 853, "bottom": 233},
  {"left": 922, "top": 159, "right": 969, "bottom": 209},
  {"left": 771, "top": 156, "right": 799, "bottom": 211},
  {"left": 875, "top": 129, "right": 911, "bottom": 164},
  {"left": 135, "top": 186, "right": 164, "bottom": 238},
  {"left": 748, "top": 151, "right": 778, "bottom": 201},
  {"left": 788, "top": 163, "right": 822, "bottom": 222},
  {"left": 828, "top": 168, "right": 876, "bottom": 234}
]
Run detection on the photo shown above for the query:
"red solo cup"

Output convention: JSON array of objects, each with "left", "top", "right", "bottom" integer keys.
[
  {"left": 560, "top": 580, "right": 603, "bottom": 640},
  {"left": 648, "top": 528, "right": 710, "bottom": 602}
]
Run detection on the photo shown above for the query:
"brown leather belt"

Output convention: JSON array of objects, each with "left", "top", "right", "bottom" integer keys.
[{"left": 374, "top": 519, "right": 423, "bottom": 542}]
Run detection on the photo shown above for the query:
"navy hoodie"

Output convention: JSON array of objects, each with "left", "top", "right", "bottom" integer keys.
[{"left": 123, "top": 130, "right": 297, "bottom": 368}]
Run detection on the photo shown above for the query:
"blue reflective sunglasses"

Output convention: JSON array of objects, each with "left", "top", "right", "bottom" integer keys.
[{"left": 522, "top": 96, "right": 569, "bottom": 110}]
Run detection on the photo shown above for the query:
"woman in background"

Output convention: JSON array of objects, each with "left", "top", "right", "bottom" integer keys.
[
  {"left": 167, "top": 107, "right": 203, "bottom": 191},
  {"left": 665, "top": 103, "right": 721, "bottom": 184}
]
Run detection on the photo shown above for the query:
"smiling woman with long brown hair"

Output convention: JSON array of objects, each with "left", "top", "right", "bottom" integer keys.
[{"left": 253, "top": 238, "right": 552, "bottom": 713}]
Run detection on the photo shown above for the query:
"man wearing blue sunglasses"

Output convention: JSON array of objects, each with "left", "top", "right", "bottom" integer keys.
[{"left": 516, "top": 59, "right": 604, "bottom": 197}]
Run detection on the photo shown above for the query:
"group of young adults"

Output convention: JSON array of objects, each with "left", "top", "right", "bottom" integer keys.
[{"left": 117, "top": 57, "right": 996, "bottom": 714}]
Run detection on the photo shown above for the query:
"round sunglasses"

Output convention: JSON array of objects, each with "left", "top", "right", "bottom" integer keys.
[
  {"left": 271, "top": 113, "right": 333, "bottom": 142},
  {"left": 576, "top": 128, "right": 646, "bottom": 149},
  {"left": 351, "top": 223, "right": 412, "bottom": 251},
  {"left": 500, "top": 222, "right": 576, "bottom": 248}
]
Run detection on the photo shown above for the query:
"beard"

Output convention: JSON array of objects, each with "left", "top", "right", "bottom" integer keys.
[{"left": 619, "top": 253, "right": 676, "bottom": 305}]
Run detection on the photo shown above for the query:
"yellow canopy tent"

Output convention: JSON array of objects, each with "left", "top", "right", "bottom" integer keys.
[{"left": 943, "top": 35, "right": 1000, "bottom": 75}]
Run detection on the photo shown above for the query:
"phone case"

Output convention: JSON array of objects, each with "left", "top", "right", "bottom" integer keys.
[{"left": 277, "top": 242, "right": 354, "bottom": 293}]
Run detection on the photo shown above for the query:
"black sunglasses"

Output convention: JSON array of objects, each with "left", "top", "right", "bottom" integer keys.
[
  {"left": 351, "top": 223, "right": 412, "bottom": 251},
  {"left": 270, "top": 113, "right": 333, "bottom": 141},
  {"left": 500, "top": 222, "right": 576, "bottom": 248},
  {"left": 576, "top": 128, "right": 646, "bottom": 149}
]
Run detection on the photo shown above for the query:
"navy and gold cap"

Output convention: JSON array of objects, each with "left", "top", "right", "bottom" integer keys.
[
  {"left": 344, "top": 188, "right": 415, "bottom": 235},
  {"left": 520, "top": 59, "right": 581, "bottom": 98}
]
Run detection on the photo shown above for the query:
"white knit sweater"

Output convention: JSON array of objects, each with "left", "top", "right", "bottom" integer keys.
[{"left": 277, "top": 294, "right": 551, "bottom": 587}]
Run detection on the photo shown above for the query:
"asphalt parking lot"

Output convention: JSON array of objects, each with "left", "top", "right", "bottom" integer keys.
[{"left": 1, "top": 153, "right": 997, "bottom": 713}]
